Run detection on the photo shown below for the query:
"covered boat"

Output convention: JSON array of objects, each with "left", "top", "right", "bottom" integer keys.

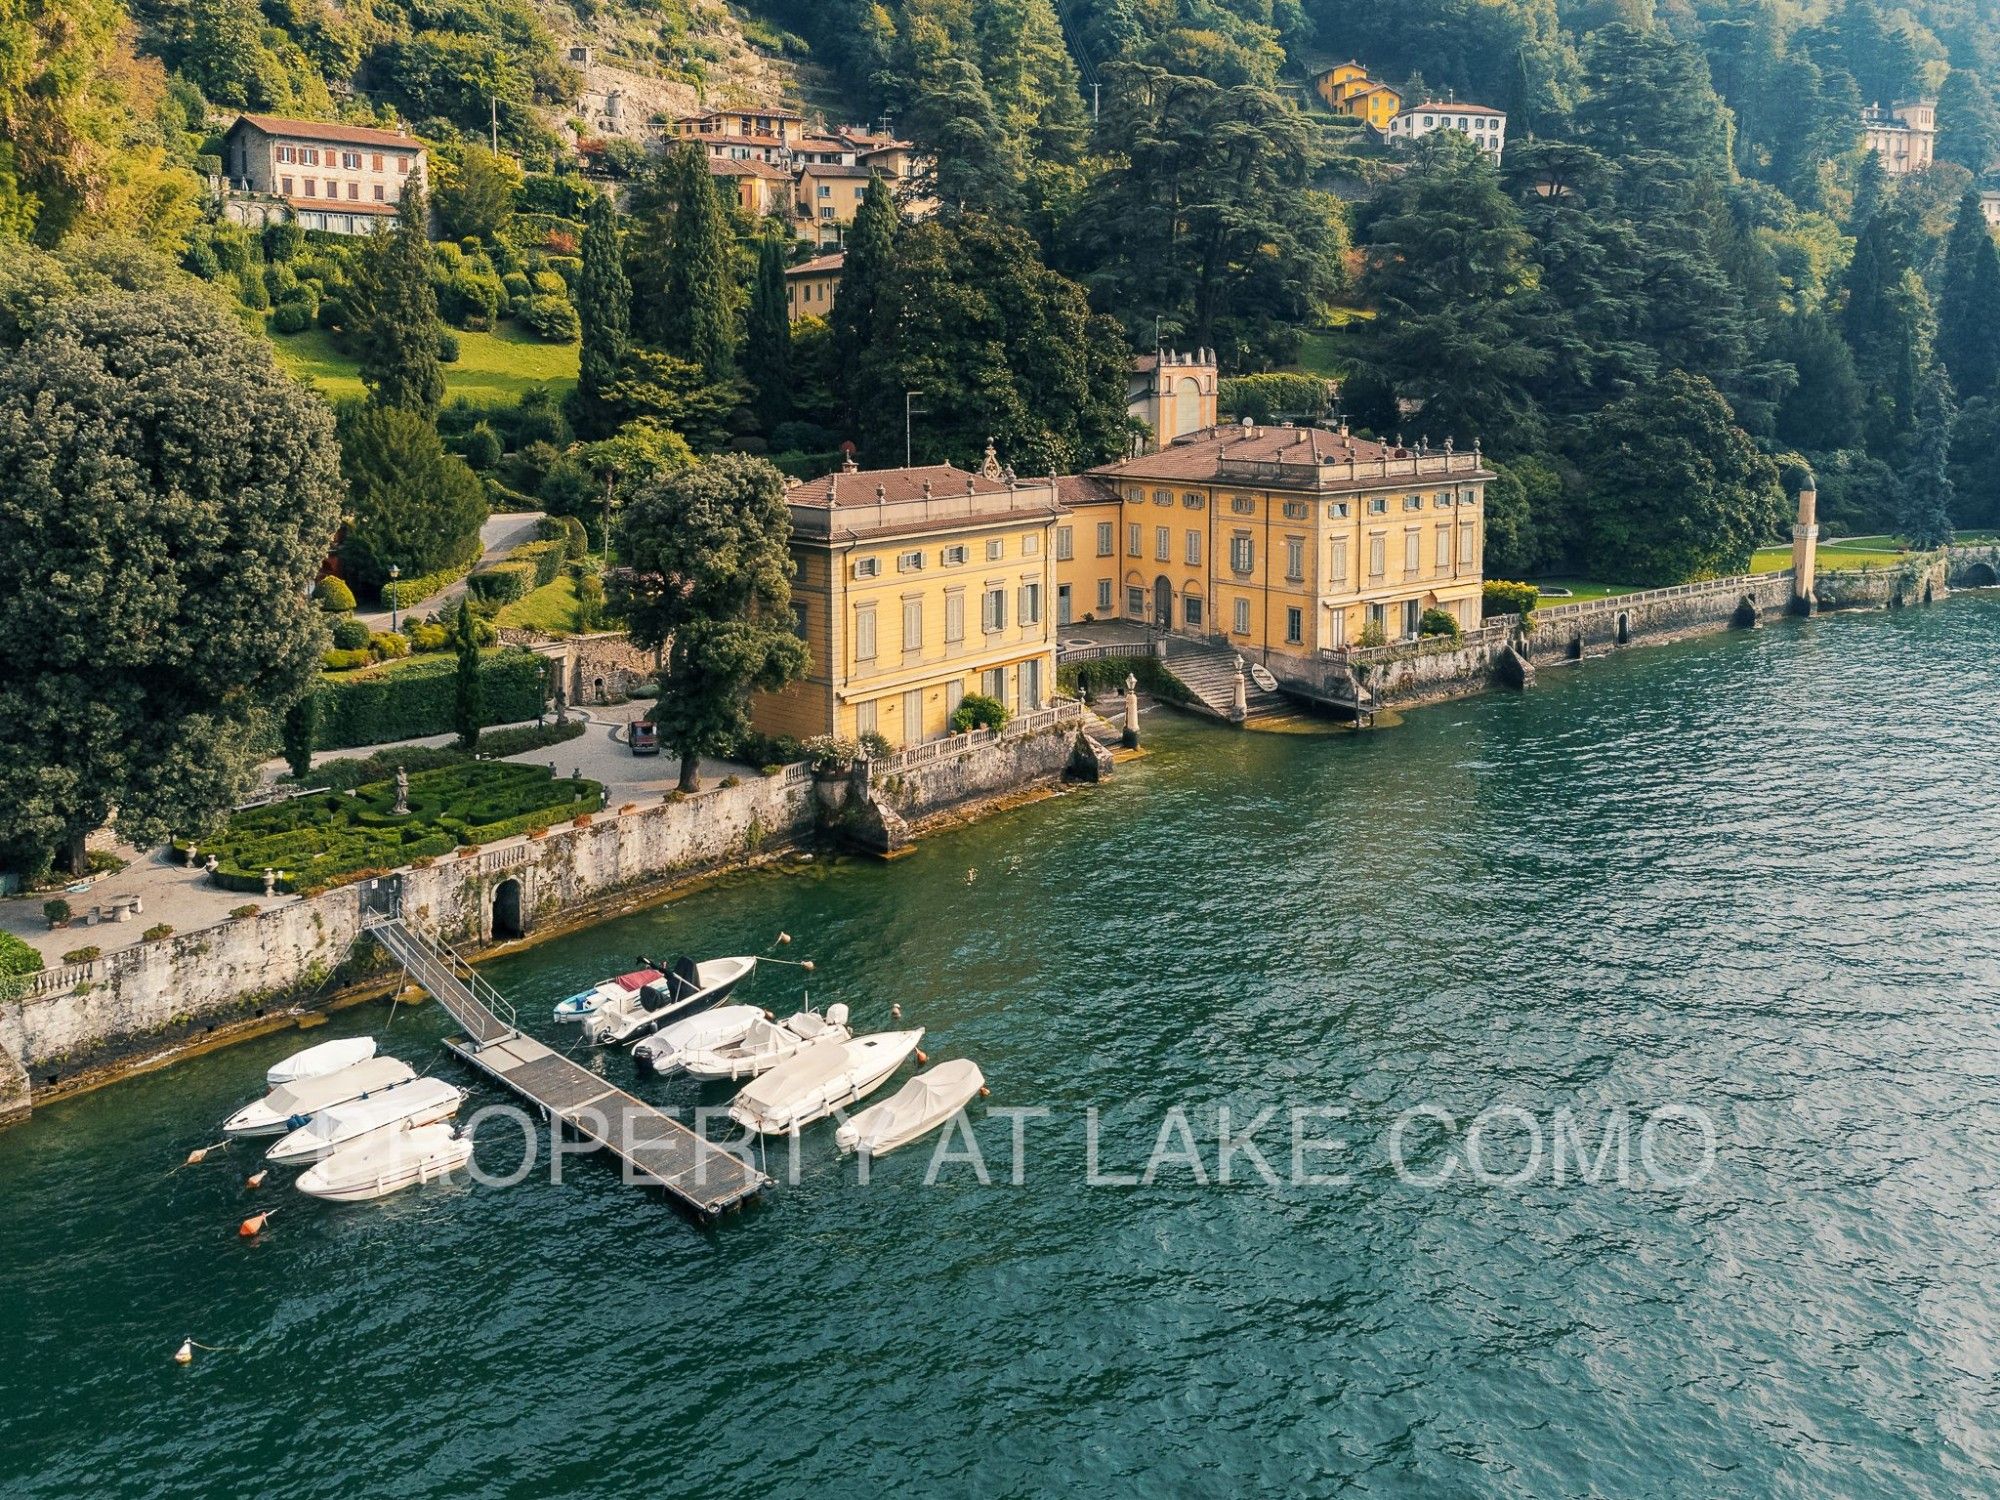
[
  {"left": 631, "top": 1004, "right": 766, "bottom": 1072},
  {"left": 266, "top": 1077, "right": 466, "bottom": 1165},
  {"left": 224, "top": 1056, "right": 417, "bottom": 1139},
  {"left": 266, "top": 1036, "right": 376, "bottom": 1089},
  {"left": 679, "top": 1004, "right": 852, "bottom": 1082},
  {"left": 836, "top": 1060, "right": 985, "bottom": 1158},
  {"left": 552, "top": 967, "right": 662, "bottom": 1024},
  {"left": 584, "top": 955, "right": 757, "bottom": 1045},
  {"left": 296, "top": 1123, "right": 474, "bottom": 1202},
  {"left": 727, "top": 1028, "right": 924, "bottom": 1136}
]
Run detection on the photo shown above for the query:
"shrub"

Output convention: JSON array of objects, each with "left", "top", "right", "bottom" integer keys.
[
  {"left": 143, "top": 924, "right": 174, "bottom": 942},
  {"left": 316, "top": 577, "right": 357, "bottom": 613},
  {"left": 42, "top": 899, "right": 70, "bottom": 928},
  {"left": 381, "top": 559, "right": 476, "bottom": 611},
  {"left": 0, "top": 931, "right": 43, "bottom": 977},
  {"left": 1417, "top": 608, "right": 1462, "bottom": 640},
  {"left": 805, "top": 734, "right": 860, "bottom": 772},
  {"left": 467, "top": 563, "right": 534, "bottom": 605},
  {"left": 462, "top": 423, "right": 503, "bottom": 470},
  {"left": 230, "top": 904, "right": 261, "bottom": 919},
  {"left": 949, "top": 692, "right": 1009, "bottom": 733},
  {"left": 264, "top": 221, "right": 303, "bottom": 262},
  {"left": 436, "top": 329, "right": 462, "bottom": 363},
  {"left": 719, "top": 774, "right": 741, "bottom": 788},
  {"left": 521, "top": 294, "right": 580, "bottom": 341},
  {"left": 510, "top": 539, "right": 566, "bottom": 589},
  {"left": 368, "top": 631, "right": 411, "bottom": 659},
  {"left": 859, "top": 730, "right": 893, "bottom": 760},
  {"left": 1356, "top": 621, "right": 1388, "bottom": 648},
  {"left": 313, "top": 649, "right": 548, "bottom": 749},
  {"left": 501, "top": 270, "right": 532, "bottom": 301},
  {"left": 408, "top": 622, "right": 451, "bottom": 652},
  {"left": 62, "top": 946, "right": 102, "bottom": 965},
  {"left": 321, "top": 647, "right": 373, "bottom": 671},
  {"left": 329, "top": 615, "right": 371, "bottom": 650},
  {"left": 538, "top": 513, "right": 589, "bottom": 558},
  {"left": 271, "top": 301, "right": 312, "bottom": 335},
  {"left": 1482, "top": 580, "right": 1540, "bottom": 618}
]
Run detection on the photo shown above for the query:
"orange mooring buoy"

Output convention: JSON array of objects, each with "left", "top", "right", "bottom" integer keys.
[
  {"left": 174, "top": 1339, "right": 193, "bottom": 1365},
  {"left": 239, "top": 1211, "right": 271, "bottom": 1238},
  {"left": 914, "top": 1049, "right": 928, "bottom": 1065},
  {"left": 184, "top": 1140, "right": 226, "bottom": 1166},
  {"left": 246, "top": 1170, "right": 268, "bottom": 1190}
]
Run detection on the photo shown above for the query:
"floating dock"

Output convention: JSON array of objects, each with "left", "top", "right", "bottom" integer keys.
[{"left": 362, "top": 909, "right": 771, "bottom": 1219}]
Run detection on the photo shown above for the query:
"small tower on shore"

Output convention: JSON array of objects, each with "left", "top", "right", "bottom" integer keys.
[{"left": 1791, "top": 473, "right": 1819, "bottom": 616}]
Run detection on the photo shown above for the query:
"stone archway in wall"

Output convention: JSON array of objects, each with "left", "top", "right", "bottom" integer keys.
[
  {"left": 492, "top": 878, "right": 524, "bottom": 941},
  {"left": 1961, "top": 561, "right": 1999, "bottom": 587}
]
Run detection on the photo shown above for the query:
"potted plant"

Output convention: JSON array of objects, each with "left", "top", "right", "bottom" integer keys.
[{"left": 43, "top": 898, "right": 70, "bottom": 930}]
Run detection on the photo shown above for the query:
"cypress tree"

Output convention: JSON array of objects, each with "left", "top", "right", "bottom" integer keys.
[
  {"left": 1937, "top": 190, "right": 2000, "bottom": 403},
  {"left": 453, "top": 598, "right": 483, "bottom": 752},
  {"left": 355, "top": 181, "right": 445, "bottom": 420},
  {"left": 660, "top": 144, "right": 737, "bottom": 382},
  {"left": 745, "top": 233, "right": 791, "bottom": 431},
  {"left": 574, "top": 192, "right": 630, "bottom": 439},
  {"left": 1899, "top": 371, "right": 1956, "bottom": 550},
  {"left": 832, "top": 174, "right": 897, "bottom": 430}
]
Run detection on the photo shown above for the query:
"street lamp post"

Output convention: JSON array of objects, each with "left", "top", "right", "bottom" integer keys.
[{"left": 388, "top": 563, "right": 401, "bottom": 632}]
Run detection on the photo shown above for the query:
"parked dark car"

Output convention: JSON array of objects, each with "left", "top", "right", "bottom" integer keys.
[{"left": 629, "top": 719, "right": 659, "bottom": 756}]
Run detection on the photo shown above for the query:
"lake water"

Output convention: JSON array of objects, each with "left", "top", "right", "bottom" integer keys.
[{"left": 5, "top": 601, "right": 2000, "bottom": 1498}]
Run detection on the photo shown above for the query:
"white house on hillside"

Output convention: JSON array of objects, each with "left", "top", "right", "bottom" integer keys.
[{"left": 1386, "top": 101, "right": 1507, "bottom": 159}]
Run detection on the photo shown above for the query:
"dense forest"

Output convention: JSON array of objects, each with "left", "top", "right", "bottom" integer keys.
[{"left": 6, "top": 0, "right": 2000, "bottom": 581}]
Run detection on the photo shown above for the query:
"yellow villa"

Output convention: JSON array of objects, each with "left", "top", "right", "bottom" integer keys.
[
  {"left": 752, "top": 453, "right": 1064, "bottom": 749},
  {"left": 1064, "top": 423, "right": 1491, "bottom": 671},
  {"left": 1312, "top": 61, "right": 1403, "bottom": 129}
]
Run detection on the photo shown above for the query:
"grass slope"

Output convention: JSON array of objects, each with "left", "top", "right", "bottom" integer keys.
[{"left": 269, "top": 324, "right": 579, "bottom": 404}]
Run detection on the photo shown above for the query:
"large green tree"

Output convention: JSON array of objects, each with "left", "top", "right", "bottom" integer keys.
[
  {"left": 831, "top": 174, "right": 897, "bottom": 430},
  {"left": 744, "top": 233, "right": 791, "bottom": 431},
  {"left": 334, "top": 405, "right": 487, "bottom": 593},
  {"left": 1574, "top": 22, "right": 1731, "bottom": 175},
  {"left": 433, "top": 145, "right": 521, "bottom": 243},
  {"left": 1899, "top": 370, "right": 1956, "bottom": 550},
  {"left": 1936, "top": 189, "right": 2000, "bottom": 402},
  {"left": 351, "top": 182, "right": 445, "bottom": 419},
  {"left": 1578, "top": 371, "right": 1786, "bottom": 585},
  {"left": 572, "top": 192, "right": 630, "bottom": 439},
  {"left": 616, "top": 454, "right": 808, "bottom": 791},
  {"left": 652, "top": 144, "right": 738, "bottom": 383},
  {"left": 855, "top": 214, "right": 1129, "bottom": 473},
  {"left": 0, "top": 293, "right": 342, "bottom": 875}
]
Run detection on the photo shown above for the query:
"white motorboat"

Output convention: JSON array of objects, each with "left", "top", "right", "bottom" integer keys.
[
  {"left": 836, "top": 1060, "right": 985, "bottom": 1158},
  {"left": 266, "top": 1035, "right": 376, "bottom": 1089},
  {"left": 266, "top": 1077, "right": 466, "bottom": 1165},
  {"left": 728, "top": 1028, "right": 924, "bottom": 1136},
  {"left": 552, "top": 967, "right": 661, "bottom": 1024},
  {"left": 295, "top": 1122, "right": 474, "bottom": 1202},
  {"left": 631, "top": 1004, "right": 767, "bottom": 1072},
  {"left": 584, "top": 955, "right": 758, "bottom": 1045},
  {"left": 679, "top": 1005, "right": 853, "bottom": 1082},
  {"left": 223, "top": 1056, "right": 417, "bottom": 1139}
]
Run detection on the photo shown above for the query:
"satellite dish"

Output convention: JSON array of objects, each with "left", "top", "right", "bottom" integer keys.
[{"left": 839, "top": 439, "right": 857, "bottom": 456}]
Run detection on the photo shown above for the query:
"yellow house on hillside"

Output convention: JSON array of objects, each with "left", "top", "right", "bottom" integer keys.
[
  {"left": 1313, "top": 61, "right": 1402, "bottom": 129},
  {"left": 785, "top": 251, "right": 842, "bottom": 322},
  {"left": 1068, "top": 423, "right": 1490, "bottom": 670},
  {"left": 752, "top": 453, "right": 1064, "bottom": 749}
]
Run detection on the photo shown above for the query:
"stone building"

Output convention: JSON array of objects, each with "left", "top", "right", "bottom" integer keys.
[
  {"left": 785, "top": 251, "right": 843, "bottom": 322},
  {"left": 1127, "top": 349, "right": 1219, "bottom": 454},
  {"left": 219, "top": 114, "right": 425, "bottom": 235},
  {"left": 1862, "top": 99, "right": 1937, "bottom": 175},
  {"left": 1386, "top": 101, "right": 1507, "bottom": 158}
]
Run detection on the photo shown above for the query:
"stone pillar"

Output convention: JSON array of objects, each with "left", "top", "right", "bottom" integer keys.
[
  {"left": 1791, "top": 477, "right": 1819, "bottom": 616},
  {"left": 1121, "top": 672, "right": 1140, "bottom": 749},
  {"left": 1230, "top": 656, "right": 1248, "bottom": 723}
]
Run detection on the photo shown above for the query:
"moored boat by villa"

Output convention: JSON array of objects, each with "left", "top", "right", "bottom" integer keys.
[
  {"left": 727, "top": 1029, "right": 924, "bottom": 1136},
  {"left": 223, "top": 1056, "right": 417, "bottom": 1139},
  {"left": 295, "top": 1123, "right": 474, "bottom": 1202},
  {"left": 266, "top": 1078, "right": 466, "bottom": 1165},
  {"left": 630, "top": 1004, "right": 766, "bottom": 1072},
  {"left": 266, "top": 1036, "right": 376, "bottom": 1089},
  {"left": 552, "top": 968, "right": 662, "bottom": 1024},
  {"left": 835, "top": 1060, "right": 985, "bottom": 1158},
  {"left": 679, "top": 1005, "right": 853, "bottom": 1082},
  {"left": 584, "top": 955, "right": 758, "bottom": 1045}
]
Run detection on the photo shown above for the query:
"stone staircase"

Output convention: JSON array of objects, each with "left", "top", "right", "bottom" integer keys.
[{"left": 1159, "top": 637, "right": 1290, "bottom": 722}]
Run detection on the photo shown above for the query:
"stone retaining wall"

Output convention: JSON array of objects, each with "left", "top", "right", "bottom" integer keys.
[
  {"left": 1816, "top": 553, "right": 1951, "bottom": 611},
  {"left": 0, "top": 717, "right": 1088, "bottom": 1108}
]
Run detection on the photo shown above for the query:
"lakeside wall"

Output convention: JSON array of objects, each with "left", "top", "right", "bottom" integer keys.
[{"left": 0, "top": 705, "right": 1089, "bottom": 1113}]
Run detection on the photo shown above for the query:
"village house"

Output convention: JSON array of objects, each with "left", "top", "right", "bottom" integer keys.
[
  {"left": 1312, "top": 61, "right": 1403, "bottom": 130},
  {"left": 785, "top": 251, "right": 843, "bottom": 322},
  {"left": 1386, "top": 100, "right": 1507, "bottom": 158},
  {"left": 219, "top": 114, "right": 425, "bottom": 235},
  {"left": 796, "top": 160, "right": 876, "bottom": 243},
  {"left": 1064, "top": 423, "right": 1490, "bottom": 669},
  {"left": 1862, "top": 99, "right": 1937, "bottom": 175},
  {"left": 707, "top": 156, "right": 794, "bottom": 217},
  {"left": 673, "top": 107, "right": 807, "bottom": 150},
  {"left": 751, "top": 452, "right": 1065, "bottom": 749}
]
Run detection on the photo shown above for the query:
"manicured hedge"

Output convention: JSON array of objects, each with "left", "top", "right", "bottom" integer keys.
[
  {"left": 381, "top": 557, "right": 478, "bottom": 610},
  {"left": 313, "top": 648, "right": 548, "bottom": 749},
  {"left": 198, "top": 762, "right": 605, "bottom": 894},
  {"left": 467, "top": 561, "right": 535, "bottom": 604},
  {"left": 1482, "top": 580, "right": 1540, "bottom": 618},
  {"left": 512, "top": 539, "right": 566, "bottom": 588}
]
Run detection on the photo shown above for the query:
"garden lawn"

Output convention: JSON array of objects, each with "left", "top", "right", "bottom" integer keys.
[
  {"left": 494, "top": 575, "right": 581, "bottom": 636},
  {"left": 1525, "top": 577, "right": 1643, "bottom": 601},
  {"left": 1752, "top": 544, "right": 1909, "bottom": 573},
  {"left": 198, "top": 762, "right": 604, "bottom": 894},
  {"left": 268, "top": 323, "right": 578, "bottom": 404}
]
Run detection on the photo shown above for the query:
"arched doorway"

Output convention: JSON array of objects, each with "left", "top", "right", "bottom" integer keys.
[
  {"left": 492, "top": 879, "right": 523, "bottom": 940},
  {"left": 1154, "top": 575, "right": 1173, "bottom": 630}
]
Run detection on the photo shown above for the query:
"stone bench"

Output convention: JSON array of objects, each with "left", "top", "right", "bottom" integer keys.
[{"left": 83, "top": 894, "right": 143, "bottom": 925}]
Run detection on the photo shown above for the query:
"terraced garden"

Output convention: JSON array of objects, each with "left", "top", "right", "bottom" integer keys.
[{"left": 193, "top": 762, "right": 604, "bottom": 895}]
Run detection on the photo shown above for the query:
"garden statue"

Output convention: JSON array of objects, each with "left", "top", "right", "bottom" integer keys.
[
  {"left": 204, "top": 854, "right": 219, "bottom": 883},
  {"left": 393, "top": 766, "right": 409, "bottom": 816},
  {"left": 553, "top": 683, "right": 569, "bottom": 726}
]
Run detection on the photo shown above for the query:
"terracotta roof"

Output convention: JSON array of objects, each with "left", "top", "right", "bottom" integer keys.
[
  {"left": 786, "top": 252, "right": 843, "bottom": 278},
  {"left": 790, "top": 464, "right": 1013, "bottom": 509},
  {"left": 706, "top": 156, "right": 791, "bottom": 181},
  {"left": 1406, "top": 101, "right": 1505, "bottom": 116},
  {"left": 800, "top": 162, "right": 874, "bottom": 179},
  {"left": 1056, "top": 474, "right": 1120, "bottom": 506},
  {"left": 231, "top": 113, "right": 422, "bottom": 150},
  {"left": 290, "top": 198, "right": 400, "bottom": 215},
  {"left": 1092, "top": 425, "right": 1490, "bottom": 491}
]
